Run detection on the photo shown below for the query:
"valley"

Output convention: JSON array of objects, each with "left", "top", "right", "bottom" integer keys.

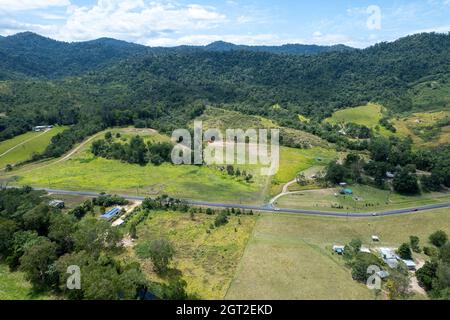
[{"left": 0, "top": 29, "right": 449, "bottom": 302}]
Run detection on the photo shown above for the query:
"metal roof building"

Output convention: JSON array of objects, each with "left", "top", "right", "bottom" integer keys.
[{"left": 101, "top": 207, "right": 120, "bottom": 221}]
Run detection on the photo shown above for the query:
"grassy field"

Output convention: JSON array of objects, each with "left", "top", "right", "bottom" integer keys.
[
  {"left": 226, "top": 208, "right": 450, "bottom": 300},
  {"left": 325, "top": 103, "right": 393, "bottom": 137},
  {"left": 196, "top": 107, "right": 328, "bottom": 148},
  {"left": 4, "top": 128, "right": 269, "bottom": 204},
  {"left": 0, "top": 126, "right": 67, "bottom": 168},
  {"left": 270, "top": 147, "right": 338, "bottom": 196},
  {"left": 3, "top": 125, "right": 336, "bottom": 204},
  {"left": 409, "top": 76, "right": 450, "bottom": 111},
  {"left": 0, "top": 264, "right": 53, "bottom": 300},
  {"left": 124, "top": 211, "right": 256, "bottom": 299},
  {"left": 393, "top": 111, "right": 450, "bottom": 148},
  {"left": 276, "top": 185, "right": 450, "bottom": 213}
]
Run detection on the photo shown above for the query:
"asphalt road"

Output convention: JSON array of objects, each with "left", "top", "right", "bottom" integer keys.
[{"left": 37, "top": 187, "right": 450, "bottom": 218}]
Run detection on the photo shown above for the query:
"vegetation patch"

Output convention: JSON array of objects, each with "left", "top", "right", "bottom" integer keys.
[
  {"left": 128, "top": 211, "right": 256, "bottom": 299},
  {"left": 0, "top": 126, "right": 67, "bottom": 169},
  {"left": 227, "top": 209, "right": 450, "bottom": 300}
]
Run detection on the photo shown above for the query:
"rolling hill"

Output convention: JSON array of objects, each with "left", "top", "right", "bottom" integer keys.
[{"left": 0, "top": 32, "right": 449, "bottom": 162}]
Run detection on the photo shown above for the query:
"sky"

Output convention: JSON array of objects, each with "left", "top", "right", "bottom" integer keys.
[{"left": 0, "top": 0, "right": 449, "bottom": 48}]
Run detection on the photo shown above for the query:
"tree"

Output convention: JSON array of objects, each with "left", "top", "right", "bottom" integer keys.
[
  {"left": 421, "top": 173, "right": 442, "bottom": 192},
  {"left": 351, "top": 253, "right": 384, "bottom": 283},
  {"left": 416, "top": 261, "right": 438, "bottom": 291},
  {"left": 214, "top": 212, "right": 229, "bottom": 228},
  {"left": 55, "top": 251, "right": 92, "bottom": 300},
  {"left": 129, "top": 223, "right": 137, "bottom": 240},
  {"left": 397, "top": 243, "right": 412, "bottom": 260},
  {"left": 83, "top": 264, "right": 121, "bottom": 300},
  {"left": 148, "top": 239, "right": 175, "bottom": 275},
  {"left": 22, "top": 204, "right": 52, "bottom": 236},
  {"left": 73, "top": 218, "right": 121, "bottom": 257},
  {"left": 409, "top": 236, "right": 421, "bottom": 253},
  {"left": 349, "top": 239, "right": 362, "bottom": 252},
  {"left": 369, "top": 137, "right": 391, "bottom": 162},
  {"left": 19, "top": 238, "right": 58, "bottom": 289},
  {"left": 160, "top": 278, "right": 189, "bottom": 300},
  {"left": 439, "top": 243, "right": 450, "bottom": 264},
  {"left": 325, "top": 162, "right": 348, "bottom": 184},
  {"left": 436, "top": 263, "right": 450, "bottom": 294},
  {"left": 385, "top": 263, "right": 411, "bottom": 300},
  {"left": 48, "top": 213, "right": 77, "bottom": 255},
  {"left": 429, "top": 230, "right": 448, "bottom": 248},
  {"left": 6, "top": 230, "right": 40, "bottom": 270},
  {"left": 117, "top": 268, "right": 148, "bottom": 300},
  {"left": 393, "top": 167, "right": 419, "bottom": 195},
  {"left": 127, "top": 135, "right": 148, "bottom": 165},
  {"left": 0, "top": 219, "right": 17, "bottom": 257}
]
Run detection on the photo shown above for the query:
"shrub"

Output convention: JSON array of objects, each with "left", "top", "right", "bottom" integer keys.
[{"left": 429, "top": 230, "right": 448, "bottom": 248}]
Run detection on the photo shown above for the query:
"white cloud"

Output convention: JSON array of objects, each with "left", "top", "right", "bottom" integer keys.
[
  {"left": 47, "top": 0, "right": 227, "bottom": 42},
  {"left": 0, "top": 0, "right": 70, "bottom": 11},
  {"left": 145, "top": 33, "right": 280, "bottom": 47}
]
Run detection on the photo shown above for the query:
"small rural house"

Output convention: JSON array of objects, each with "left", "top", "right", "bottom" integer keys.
[
  {"left": 112, "top": 218, "right": 125, "bottom": 227},
  {"left": 372, "top": 235, "right": 380, "bottom": 242},
  {"left": 101, "top": 207, "right": 121, "bottom": 221},
  {"left": 402, "top": 260, "right": 417, "bottom": 271},
  {"left": 386, "top": 172, "right": 395, "bottom": 179},
  {"left": 33, "top": 125, "right": 53, "bottom": 132},
  {"left": 333, "top": 245, "right": 345, "bottom": 255},
  {"left": 360, "top": 246, "right": 371, "bottom": 254},
  {"left": 49, "top": 200, "right": 65, "bottom": 209},
  {"left": 380, "top": 248, "right": 399, "bottom": 269}
]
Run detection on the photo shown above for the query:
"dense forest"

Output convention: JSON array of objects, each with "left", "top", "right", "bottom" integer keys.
[
  {"left": 0, "top": 32, "right": 352, "bottom": 80},
  {"left": 0, "top": 32, "right": 449, "bottom": 159}
]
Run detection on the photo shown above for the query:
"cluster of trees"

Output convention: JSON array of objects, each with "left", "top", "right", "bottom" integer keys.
[
  {"left": 416, "top": 231, "right": 450, "bottom": 299},
  {"left": 325, "top": 153, "right": 364, "bottom": 185},
  {"left": 221, "top": 165, "right": 253, "bottom": 182},
  {"left": 141, "top": 195, "right": 190, "bottom": 212},
  {"left": 91, "top": 133, "right": 174, "bottom": 166},
  {"left": 340, "top": 123, "right": 372, "bottom": 139},
  {"left": 93, "top": 194, "right": 129, "bottom": 207},
  {"left": 343, "top": 238, "right": 412, "bottom": 300},
  {"left": 379, "top": 117, "right": 397, "bottom": 133},
  {"left": 325, "top": 136, "right": 450, "bottom": 195},
  {"left": 0, "top": 187, "right": 197, "bottom": 300},
  {"left": 0, "top": 187, "right": 146, "bottom": 299}
]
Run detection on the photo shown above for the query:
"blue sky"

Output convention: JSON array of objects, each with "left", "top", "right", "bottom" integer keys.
[{"left": 0, "top": 0, "right": 449, "bottom": 47}]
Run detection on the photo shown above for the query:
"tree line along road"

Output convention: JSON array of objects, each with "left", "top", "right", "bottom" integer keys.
[{"left": 29, "top": 187, "right": 450, "bottom": 219}]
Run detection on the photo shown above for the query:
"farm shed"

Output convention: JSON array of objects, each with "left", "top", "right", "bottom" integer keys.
[
  {"left": 101, "top": 207, "right": 121, "bottom": 221},
  {"left": 49, "top": 200, "right": 65, "bottom": 209}
]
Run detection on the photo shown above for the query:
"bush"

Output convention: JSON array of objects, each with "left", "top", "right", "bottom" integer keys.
[
  {"left": 423, "top": 246, "right": 439, "bottom": 257},
  {"left": 93, "top": 195, "right": 129, "bottom": 207},
  {"left": 416, "top": 261, "right": 438, "bottom": 291},
  {"left": 351, "top": 253, "right": 384, "bottom": 283},
  {"left": 397, "top": 243, "right": 412, "bottom": 260},
  {"left": 147, "top": 239, "right": 175, "bottom": 275},
  {"left": 429, "top": 230, "right": 448, "bottom": 248},
  {"left": 214, "top": 212, "right": 229, "bottom": 228},
  {"left": 409, "top": 236, "right": 421, "bottom": 253}
]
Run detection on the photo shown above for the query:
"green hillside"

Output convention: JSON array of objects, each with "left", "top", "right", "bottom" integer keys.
[{"left": 0, "top": 126, "right": 67, "bottom": 168}]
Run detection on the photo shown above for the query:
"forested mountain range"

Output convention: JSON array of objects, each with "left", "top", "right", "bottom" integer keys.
[
  {"left": 0, "top": 32, "right": 353, "bottom": 79},
  {"left": 0, "top": 31, "right": 449, "bottom": 156}
]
